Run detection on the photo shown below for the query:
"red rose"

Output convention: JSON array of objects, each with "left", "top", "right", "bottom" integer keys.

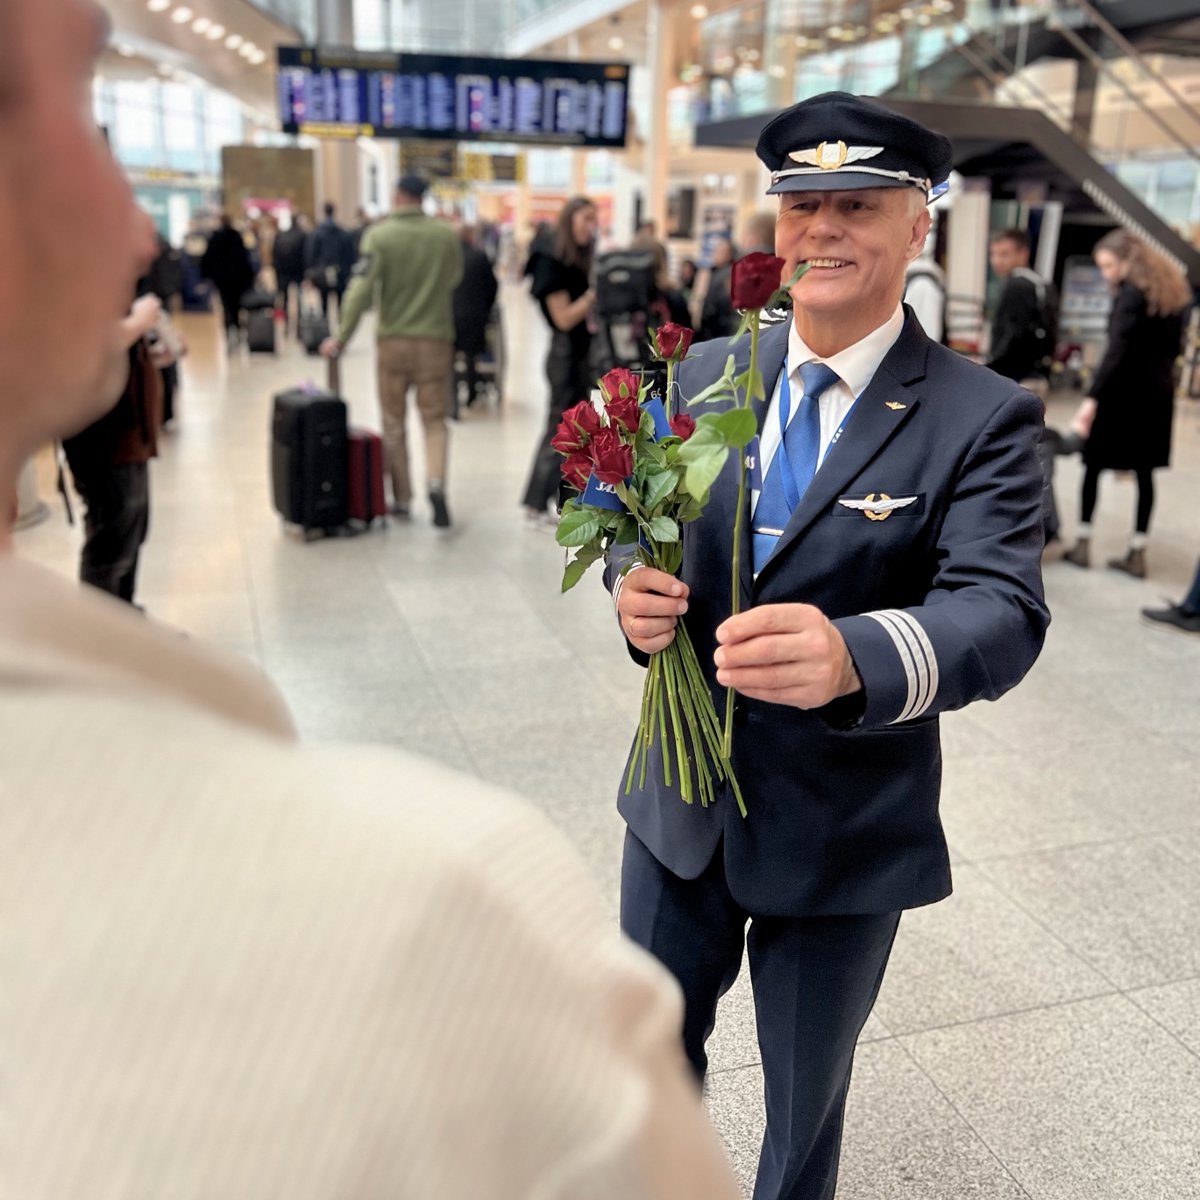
[
  {"left": 730, "top": 252, "right": 785, "bottom": 311},
  {"left": 561, "top": 451, "right": 592, "bottom": 492},
  {"left": 598, "top": 367, "right": 640, "bottom": 403},
  {"left": 605, "top": 391, "right": 642, "bottom": 435},
  {"left": 654, "top": 323, "right": 694, "bottom": 362},
  {"left": 588, "top": 427, "right": 633, "bottom": 486},
  {"left": 551, "top": 400, "right": 602, "bottom": 454},
  {"left": 669, "top": 413, "right": 696, "bottom": 441}
]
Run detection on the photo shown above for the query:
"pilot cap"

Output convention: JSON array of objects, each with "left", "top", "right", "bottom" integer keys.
[{"left": 756, "top": 92, "right": 953, "bottom": 200}]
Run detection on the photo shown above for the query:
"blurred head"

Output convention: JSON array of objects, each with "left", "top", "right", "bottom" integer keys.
[
  {"left": 989, "top": 229, "right": 1029, "bottom": 279},
  {"left": 632, "top": 232, "right": 670, "bottom": 289},
  {"left": 0, "top": 0, "right": 158, "bottom": 490},
  {"left": 458, "top": 222, "right": 478, "bottom": 247},
  {"left": 679, "top": 258, "right": 698, "bottom": 288},
  {"left": 395, "top": 173, "right": 428, "bottom": 208},
  {"left": 553, "top": 197, "right": 597, "bottom": 271},
  {"left": 1093, "top": 228, "right": 1192, "bottom": 316},
  {"left": 738, "top": 211, "right": 777, "bottom": 255},
  {"left": 323, "top": 202, "right": 336, "bottom": 221},
  {"left": 712, "top": 238, "right": 734, "bottom": 268}
]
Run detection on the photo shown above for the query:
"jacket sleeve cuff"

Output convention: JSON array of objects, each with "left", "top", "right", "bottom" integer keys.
[{"left": 834, "top": 610, "right": 939, "bottom": 728}]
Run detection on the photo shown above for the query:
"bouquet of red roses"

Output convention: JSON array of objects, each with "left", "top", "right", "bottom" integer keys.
[{"left": 553, "top": 324, "right": 747, "bottom": 814}]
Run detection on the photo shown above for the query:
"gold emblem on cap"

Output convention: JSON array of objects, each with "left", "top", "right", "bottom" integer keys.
[{"left": 817, "top": 140, "right": 847, "bottom": 169}]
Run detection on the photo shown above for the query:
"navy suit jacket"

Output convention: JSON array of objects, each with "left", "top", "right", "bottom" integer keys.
[{"left": 604, "top": 312, "right": 1049, "bottom": 917}]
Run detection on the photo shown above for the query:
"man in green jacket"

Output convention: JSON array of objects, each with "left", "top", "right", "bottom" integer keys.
[{"left": 323, "top": 175, "right": 462, "bottom": 527}]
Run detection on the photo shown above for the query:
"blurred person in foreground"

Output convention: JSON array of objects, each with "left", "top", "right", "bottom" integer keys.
[
  {"left": 521, "top": 195, "right": 597, "bottom": 529},
  {"left": 608, "top": 92, "right": 1048, "bottom": 1200},
  {"left": 0, "top": 5, "right": 742, "bottom": 1197},
  {"left": 1061, "top": 228, "right": 1191, "bottom": 579}
]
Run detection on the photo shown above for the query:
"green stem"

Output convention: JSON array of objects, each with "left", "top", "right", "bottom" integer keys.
[
  {"left": 723, "top": 314, "right": 761, "bottom": 758},
  {"left": 665, "top": 359, "right": 676, "bottom": 422},
  {"left": 662, "top": 644, "right": 691, "bottom": 805},
  {"left": 656, "top": 654, "right": 673, "bottom": 792}
]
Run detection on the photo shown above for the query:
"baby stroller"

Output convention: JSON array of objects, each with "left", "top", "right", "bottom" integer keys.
[{"left": 591, "top": 249, "right": 659, "bottom": 375}]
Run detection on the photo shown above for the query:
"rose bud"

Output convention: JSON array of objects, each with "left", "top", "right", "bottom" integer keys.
[
  {"left": 561, "top": 451, "right": 593, "bottom": 491},
  {"left": 598, "top": 367, "right": 640, "bottom": 403},
  {"left": 669, "top": 413, "right": 696, "bottom": 441},
  {"left": 588, "top": 427, "right": 634, "bottom": 486},
  {"left": 605, "top": 391, "right": 642, "bottom": 435},
  {"left": 551, "top": 400, "right": 602, "bottom": 453},
  {"left": 654, "top": 323, "right": 694, "bottom": 363},
  {"left": 730, "top": 252, "right": 786, "bottom": 312}
]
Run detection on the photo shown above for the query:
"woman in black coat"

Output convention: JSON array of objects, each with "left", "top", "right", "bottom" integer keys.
[
  {"left": 200, "top": 213, "right": 254, "bottom": 343},
  {"left": 1063, "top": 230, "right": 1191, "bottom": 578}
]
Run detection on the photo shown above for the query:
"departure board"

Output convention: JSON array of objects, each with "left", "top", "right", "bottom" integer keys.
[{"left": 277, "top": 47, "right": 630, "bottom": 147}]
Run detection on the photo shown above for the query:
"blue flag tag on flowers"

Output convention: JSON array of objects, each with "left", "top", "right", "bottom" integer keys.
[
  {"left": 640, "top": 395, "right": 672, "bottom": 441},
  {"left": 582, "top": 474, "right": 627, "bottom": 512},
  {"left": 745, "top": 435, "right": 763, "bottom": 491}
]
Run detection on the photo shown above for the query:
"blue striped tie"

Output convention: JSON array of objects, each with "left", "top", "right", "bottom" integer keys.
[{"left": 752, "top": 361, "right": 840, "bottom": 573}]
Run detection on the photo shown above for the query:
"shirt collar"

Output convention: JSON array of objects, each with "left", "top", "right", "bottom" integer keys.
[{"left": 787, "top": 305, "right": 905, "bottom": 399}]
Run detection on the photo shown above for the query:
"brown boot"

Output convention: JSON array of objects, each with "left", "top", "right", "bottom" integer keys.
[
  {"left": 1062, "top": 538, "right": 1090, "bottom": 568},
  {"left": 1107, "top": 548, "right": 1146, "bottom": 579}
]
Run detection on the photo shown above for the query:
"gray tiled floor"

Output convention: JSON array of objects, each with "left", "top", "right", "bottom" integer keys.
[{"left": 18, "top": 286, "right": 1200, "bottom": 1198}]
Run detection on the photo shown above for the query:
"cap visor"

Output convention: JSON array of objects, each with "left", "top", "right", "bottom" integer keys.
[{"left": 766, "top": 172, "right": 918, "bottom": 196}]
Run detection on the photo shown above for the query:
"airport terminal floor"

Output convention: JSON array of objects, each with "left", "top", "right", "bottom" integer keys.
[{"left": 19, "top": 284, "right": 1200, "bottom": 1198}]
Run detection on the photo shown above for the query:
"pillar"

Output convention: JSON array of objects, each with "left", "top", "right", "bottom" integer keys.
[
  {"left": 315, "top": 0, "right": 361, "bottom": 222},
  {"left": 644, "top": 0, "right": 677, "bottom": 241}
]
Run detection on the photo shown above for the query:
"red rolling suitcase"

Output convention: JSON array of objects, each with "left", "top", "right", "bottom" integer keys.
[{"left": 347, "top": 427, "right": 386, "bottom": 526}]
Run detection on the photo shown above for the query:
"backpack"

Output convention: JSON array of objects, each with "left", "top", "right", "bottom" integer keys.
[{"left": 1011, "top": 267, "right": 1059, "bottom": 368}]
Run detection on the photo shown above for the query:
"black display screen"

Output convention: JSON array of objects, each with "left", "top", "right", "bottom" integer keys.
[{"left": 277, "top": 46, "right": 630, "bottom": 148}]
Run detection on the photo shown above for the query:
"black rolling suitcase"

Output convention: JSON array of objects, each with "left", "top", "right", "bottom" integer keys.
[
  {"left": 246, "top": 308, "right": 276, "bottom": 354},
  {"left": 298, "top": 307, "right": 330, "bottom": 356},
  {"left": 271, "top": 368, "right": 348, "bottom": 534}
]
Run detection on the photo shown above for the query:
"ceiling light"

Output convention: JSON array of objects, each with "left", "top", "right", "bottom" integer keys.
[
  {"left": 690, "top": 3, "right": 708, "bottom": 16},
  {"left": 225, "top": 33, "right": 243, "bottom": 49},
  {"left": 239, "top": 42, "right": 258, "bottom": 58},
  {"left": 768, "top": 64, "right": 786, "bottom": 78},
  {"left": 608, "top": 35, "right": 624, "bottom": 50},
  {"left": 917, "top": 13, "right": 932, "bottom": 24},
  {"left": 147, "top": 0, "right": 170, "bottom": 10},
  {"left": 206, "top": 23, "right": 225, "bottom": 39},
  {"left": 933, "top": 0, "right": 954, "bottom": 10},
  {"left": 191, "top": 17, "right": 210, "bottom": 33},
  {"left": 116, "top": 42, "right": 135, "bottom": 56},
  {"left": 250, "top": 50, "right": 268, "bottom": 65},
  {"left": 828, "top": 25, "right": 843, "bottom": 37},
  {"left": 171, "top": 8, "right": 193, "bottom": 24}
]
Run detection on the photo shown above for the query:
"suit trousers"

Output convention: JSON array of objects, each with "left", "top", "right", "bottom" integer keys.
[
  {"left": 621, "top": 830, "right": 900, "bottom": 1200},
  {"left": 376, "top": 337, "right": 453, "bottom": 507}
]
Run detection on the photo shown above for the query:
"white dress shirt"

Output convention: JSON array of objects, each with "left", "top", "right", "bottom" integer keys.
[{"left": 752, "top": 305, "right": 906, "bottom": 518}]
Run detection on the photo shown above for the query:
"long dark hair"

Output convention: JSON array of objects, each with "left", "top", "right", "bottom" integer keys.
[{"left": 553, "top": 196, "right": 596, "bottom": 274}]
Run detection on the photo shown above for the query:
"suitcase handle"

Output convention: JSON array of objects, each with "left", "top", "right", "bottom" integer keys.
[{"left": 326, "top": 347, "right": 340, "bottom": 396}]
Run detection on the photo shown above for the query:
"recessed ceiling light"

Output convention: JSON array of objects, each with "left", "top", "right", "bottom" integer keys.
[
  {"left": 608, "top": 35, "right": 624, "bottom": 50},
  {"left": 828, "top": 24, "right": 843, "bottom": 36},
  {"left": 147, "top": 0, "right": 170, "bottom": 11},
  {"left": 116, "top": 43, "right": 135, "bottom": 56},
  {"left": 690, "top": 3, "right": 708, "bottom": 16},
  {"left": 239, "top": 42, "right": 258, "bottom": 58},
  {"left": 206, "top": 23, "right": 225, "bottom": 39},
  {"left": 192, "top": 17, "right": 210, "bottom": 33},
  {"left": 768, "top": 64, "right": 785, "bottom": 77},
  {"left": 171, "top": 7, "right": 193, "bottom": 24},
  {"left": 225, "top": 34, "right": 243, "bottom": 49}
]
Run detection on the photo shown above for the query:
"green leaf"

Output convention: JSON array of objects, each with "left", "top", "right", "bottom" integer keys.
[
  {"left": 683, "top": 445, "right": 729, "bottom": 502},
  {"left": 713, "top": 407, "right": 758, "bottom": 448},
  {"left": 643, "top": 467, "right": 679, "bottom": 511},
  {"left": 614, "top": 515, "right": 641, "bottom": 545},
  {"left": 646, "top": 515, "right": 680, "bottom": 543},
  {"left": 555, "top": 507, "right": 603, "bottom": 547},
  {"left": 687, "top": 357, "right": 738, "bottom": 407}
]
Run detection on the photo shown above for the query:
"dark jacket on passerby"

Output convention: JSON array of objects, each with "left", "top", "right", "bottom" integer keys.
[
  {"left": 64, "top": 341, "right": 162, "bottom": 470},
  {"left": 1084, "top": 281, "right": 1183, "bottom": 471},
  {"left": 143, "top": 235, "right": 183, "bottom": 307},
  {"left": 305, "top": 218, "right": 355, "bottom": 291},
  {"left": 273, "top": 225, "right": 307, "bottom": 285},
  {"left": 989, "top": 268, "right": 1056, "bottom": 381},
  {"left": 200, "top": 225, "right": 254, "bottom": 302},
  {"left": 699, "top": 264, "right": 735, "bottom": 343},
  {"left": 453, "top": 245, "right": 499, "bottom": 356}
]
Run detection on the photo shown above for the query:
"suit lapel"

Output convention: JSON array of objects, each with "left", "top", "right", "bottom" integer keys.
[{"left": 755, "top": 316, "right": 932, "bottom": 585}]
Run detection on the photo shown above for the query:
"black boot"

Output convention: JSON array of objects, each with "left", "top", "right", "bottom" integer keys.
[{"left": 1063, "top": 538, "right": 1090, "bottom": 568}]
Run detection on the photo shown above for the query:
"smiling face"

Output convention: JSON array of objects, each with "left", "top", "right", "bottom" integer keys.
[{"left": 776, "top": 186, "right": 930, "bottom": 356}]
